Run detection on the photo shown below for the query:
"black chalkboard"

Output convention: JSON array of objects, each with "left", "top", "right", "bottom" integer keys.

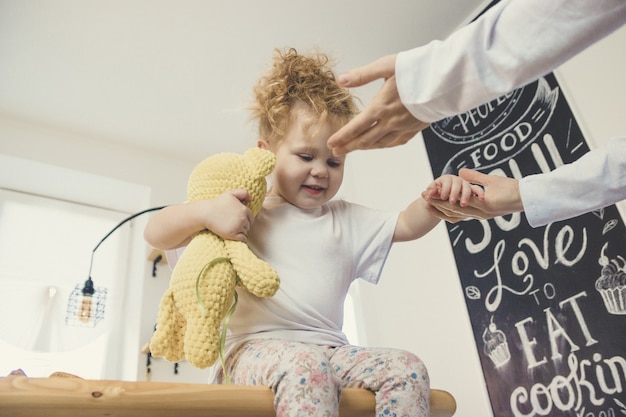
[{"left": 423, "top": 72, "right": 626, "bottom": 416}]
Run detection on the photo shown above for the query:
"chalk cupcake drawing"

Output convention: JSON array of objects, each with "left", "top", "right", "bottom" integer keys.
[
  {"left": 483, "top": 317, "right": 511, "bottom": 368},
  {"left": 596, "top": 242, "right": 626, "bottom": 315}
]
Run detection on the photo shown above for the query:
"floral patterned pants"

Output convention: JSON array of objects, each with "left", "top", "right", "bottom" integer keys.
[{"left": 219, "top": 339, "right": 430, "bottom": 417}]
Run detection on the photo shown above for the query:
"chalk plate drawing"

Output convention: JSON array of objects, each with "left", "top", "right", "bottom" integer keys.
[{"left": 422, "top": 72, "right": 626, "bottom": 416}]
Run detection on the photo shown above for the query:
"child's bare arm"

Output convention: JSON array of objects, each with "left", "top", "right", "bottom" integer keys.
[
  {"left": 144, "top": 189, "right": 254, "bottom": 250},
  {"left": 393, "top": 198, "right": 440, "bottom": 242},
  {"left": 393, "top": 174, "right": 482, "bottom": 241}
]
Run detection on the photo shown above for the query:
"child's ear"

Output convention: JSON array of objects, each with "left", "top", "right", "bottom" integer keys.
[{"left": 257, "top": 139, "right": 269, "bottom": 150}]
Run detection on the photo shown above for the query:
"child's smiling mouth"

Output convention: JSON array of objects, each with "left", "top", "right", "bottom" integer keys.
[{"left": 302, "top": 184, "right": 325, "bottom": 194}]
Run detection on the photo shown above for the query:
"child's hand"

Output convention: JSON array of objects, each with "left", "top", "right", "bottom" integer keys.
[
  {"left": 203, "top": 189, "right": 254, "bottom": 242},
  {"left": 422, "top": 169, "right": 524, "bottom": 223},
  {"left": 422, "top": 174, "right": 484, "bottom": 207}
]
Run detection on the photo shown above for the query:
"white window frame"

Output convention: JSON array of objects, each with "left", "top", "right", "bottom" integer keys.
[{"left": 0, "top": 153, "right": 151, "bottom": 381}]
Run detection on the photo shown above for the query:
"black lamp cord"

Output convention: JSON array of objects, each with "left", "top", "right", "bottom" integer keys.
[{"left": 87, "top": 206, "right": 167, "bottom": 280}]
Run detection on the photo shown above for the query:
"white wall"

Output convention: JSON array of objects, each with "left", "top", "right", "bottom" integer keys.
[
  {"left": 0, "top": 21, "right": 623, "bottom": 416},
  {"left": 340, "top": 24, "right": 626, "bottom": 417},
  {"left": 0, "top": 116, "right": 213, "bottom": 382}
]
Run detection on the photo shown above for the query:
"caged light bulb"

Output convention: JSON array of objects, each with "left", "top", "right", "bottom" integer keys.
[{"left": 66, "top": 206, "right": 165, "bottom": 328}]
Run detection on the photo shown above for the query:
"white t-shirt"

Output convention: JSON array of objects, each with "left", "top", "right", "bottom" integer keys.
[
  {"left": 167, "top": 196, "right": 398, "bottom": 375},
  {"left": 226, "top": 197, "right": 398, "bottom": 349}
]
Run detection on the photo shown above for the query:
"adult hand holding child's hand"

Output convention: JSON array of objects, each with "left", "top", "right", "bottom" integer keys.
[{"left": 423, "top": 168, "right": 523, "bottom": 223}]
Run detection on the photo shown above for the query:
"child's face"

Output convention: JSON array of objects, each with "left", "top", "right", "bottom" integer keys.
[{"left": 262, "top": 109, "right": 346, "bottom": 210}]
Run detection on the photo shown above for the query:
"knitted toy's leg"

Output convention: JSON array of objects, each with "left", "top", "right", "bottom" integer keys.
[
  {"left": 183, "top": 315, "right": 221, "bottom": 369},
  {"left": 225, "top": 241, "right": 280, "bottom": 298},
  {"left": 183, "top": 263, "right": 238, "bottom": 369},
  {"left": 150, "top": 289, "right": 186, "bottom": 362}
]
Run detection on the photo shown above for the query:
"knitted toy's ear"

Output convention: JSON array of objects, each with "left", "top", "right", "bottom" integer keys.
[{"left": 244, "top": 147, "right": 275, "bottom": 176}]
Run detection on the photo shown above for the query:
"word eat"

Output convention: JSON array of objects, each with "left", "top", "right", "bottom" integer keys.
[{"left": 515, "top": 291, "right": 597, "bottom": 370}]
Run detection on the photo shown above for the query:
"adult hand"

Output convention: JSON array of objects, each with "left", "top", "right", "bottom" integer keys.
[
  {"left": 423, "top": 169, "right": 524, "bottom": 222},
  {"left": 424, "top": 197, "right": 490, "bottom": 224},
  {"left": 328, "top": 54, "right": 429, "bottom": 156}
]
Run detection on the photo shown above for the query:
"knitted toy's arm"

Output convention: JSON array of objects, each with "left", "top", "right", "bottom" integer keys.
[{"left": 225, "top": 240, "right": 280, "bottom": 298}]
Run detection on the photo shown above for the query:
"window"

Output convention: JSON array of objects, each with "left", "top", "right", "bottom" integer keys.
[
  {"left": 0, "top": 188, "right": 130, "bottom": 378},
  {"left": 0, "top": 153, "right": 151, "bottom": 381},
  {"left": 343, "top": 290, "right": 360, "bottom": 345}
]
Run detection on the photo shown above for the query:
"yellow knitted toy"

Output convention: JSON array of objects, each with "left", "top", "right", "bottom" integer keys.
[{"left": 150, "top": 147, "right": 280, "bottom": 369}]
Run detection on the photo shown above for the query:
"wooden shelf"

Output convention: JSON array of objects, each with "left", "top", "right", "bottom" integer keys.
[
  {"left": 0, "top": 375, "right": 457, "bottom": 417},
  {"left": 147, "top": 248, "right": 166, "bottom": 264}
]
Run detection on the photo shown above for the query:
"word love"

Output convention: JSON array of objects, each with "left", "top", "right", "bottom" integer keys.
[{"left": 467, "top": 223, "right": 587, "bottom": 312}]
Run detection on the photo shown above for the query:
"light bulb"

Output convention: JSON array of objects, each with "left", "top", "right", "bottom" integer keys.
[
  {"left": 78, "top": 277, "right": 95, "bottom": 324},
  {"left": 78, "top": 294, "right": 93, "bottom": 323}
]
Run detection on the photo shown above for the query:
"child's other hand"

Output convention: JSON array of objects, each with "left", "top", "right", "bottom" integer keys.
[
  {"left": 204, "top": 189, "right": 254, "bottom": 242},
  {"left": 422, "top": 174, "right": 484, "bottom": 207}
]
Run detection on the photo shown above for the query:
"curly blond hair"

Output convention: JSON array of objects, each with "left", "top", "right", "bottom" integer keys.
[{"left": 250, "top": 48, "right": 358, "bottom": 146}]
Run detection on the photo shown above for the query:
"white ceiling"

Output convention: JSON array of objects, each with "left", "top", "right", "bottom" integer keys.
[{"left": 0, "top": 0, "right": 485, "bottom": 163}]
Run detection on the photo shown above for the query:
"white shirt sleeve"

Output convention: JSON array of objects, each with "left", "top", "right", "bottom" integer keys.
[
  {"left": 518, "top": 137, "right": 626, "bottom": 227},
  {"left": 395, "top": 0, "right": 626, "bottom": 123}
]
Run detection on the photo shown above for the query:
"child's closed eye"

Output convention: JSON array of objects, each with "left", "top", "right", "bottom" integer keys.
[{"left": 327, "top": 159, "right": 342, "bottom": 168}]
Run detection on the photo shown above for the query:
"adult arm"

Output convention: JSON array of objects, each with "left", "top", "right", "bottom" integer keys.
[
  {"left": 397, "top": 0, "right": 626, "bottom": 123},
  {"left": 329, "top": 0, "right": 626, "bottom": 154},
  {"left": 425, "top": 137, "right": 626, "bottom": 227},
  {"left": 519, "top": 136, "right": 626, "bottom": 227}
]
